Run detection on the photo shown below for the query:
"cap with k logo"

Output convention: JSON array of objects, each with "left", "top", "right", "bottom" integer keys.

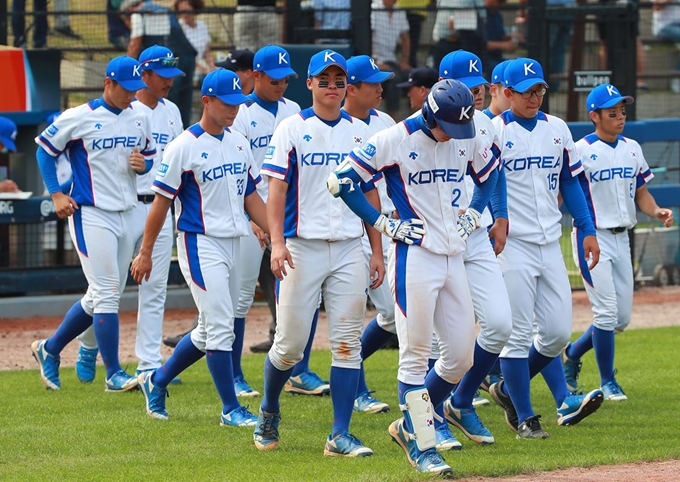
[
  {"left": 202, "top": 69, "right": 249, "bottom": 105},
  {"left": 346, "top": 55, "right": 394, "bottom": 85},
  {"left": 307, "top": 49, "right": 348, "bottom": 78},
  {"left": 253, "top": 45, "right": 298, "bottom": 80},
  {"left": 438, "top": 50, "right": 488, "bottom": 88},
  {"left": 504, "top": 57, "right": 548, "bottom": 93},
  {"left": 586, "top": 84, "right": 634, "bottom": 113},
  {"left": 106, "top": 56, "right": 148, "bottom": 92}
]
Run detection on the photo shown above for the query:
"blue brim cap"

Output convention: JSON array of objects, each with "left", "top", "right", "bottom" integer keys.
[
  {"left": 153, "top": 66, "right": 186, "bottom": 78},
  {"left": 595, "top": 96, "right": 634, "bottom": 110},
  {"left": 216, "top": 92, "right": 249, "bottom": 106},
  {"left": 456, "top": 75, "right": 489, "bottom": 89},
  {"left": 117, "top": 78, "right": 148, "bottom": 92},
  {"left": 263, "top": 66, "right": 298, "bottom": 80},
  {"left": 511, "top": 77, "right": 548, "bottom": 93},
  {"left": 309, "top": 62, "right": 347, "bottom": 77},
  {"left": 438, "top": 118, "right": 475, "bottom": 140},
  {"left": 0, "top": 135, "right": 16, "bottom": 152},
  {"left": 359, "top": 70, "right": 395, "bottom": 84}
]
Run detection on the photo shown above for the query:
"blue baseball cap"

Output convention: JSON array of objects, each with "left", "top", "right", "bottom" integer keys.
[
  {"left": 346, "top": 55, "right": 394, "bottom": 85},
  {"left": 201, "top": 69, "right": 248, "bottom": 105},
  {"left": 586, "top": 84, "right": 634, "bottom": 113},
  {"left": 504, "top": 57, "right": 548, "bottom": 93},
  {"left": 138, "top": 45, "right": 185, "bottom": 78},
  {"left": 439, "top": 50, "right": 488, "bottom": 88},
  {"left": 491, "top": 59, "right": 513, "bottom": 85},
  {"left": 106, "top": 56, "right": 148, "bottom": 92},
  {"left": 253, "top": 45, "right": 298, "bottom": 80},
  {"left": 307, "top": 49, "right": 348, "bottom": 78},
  {"left": 0, "top": 117, "right": 18, "bottom": 152}
]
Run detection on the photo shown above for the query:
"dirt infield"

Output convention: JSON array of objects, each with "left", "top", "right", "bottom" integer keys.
[{"left": 1, "top": 286, "right": 679, "bottom": 481}]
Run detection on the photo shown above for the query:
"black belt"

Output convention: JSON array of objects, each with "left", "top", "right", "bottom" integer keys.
[
  {"left": 138, "top": 194, "right": 155, "bottom": 204},
  {"left": 608, "top": 227, "right": 627, "bottom": 234}
]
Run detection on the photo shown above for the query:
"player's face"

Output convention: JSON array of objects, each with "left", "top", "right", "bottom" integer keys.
[
  {"left": 105, "top": 78, "right": 137, "bottom": 109},
  {"left": 205, "top": 96, "right": 240, "bottom": 128},
  {"left": 307, "top": 66, "right": 347, "bottom": 109},
  {"left": 592, "top": 102, "right": 627, "bottom": 137},
  {"left": 254, "top": 71, "right": 290, "bottom": 102},
  {"left": 470, "top": 84, "right": 486, "bottom": 109},
  {"left": 142, "top": 70, "right": 174, "bottom": 99},
  {"left": 351, "top": 81, "right": 384, "bottom": 109},
  {"left": 236, "top": 69, "right": 255, "bottom": 95},
  {"left": 506, "top": 84, "right": 546, "bottom": 118},
  {"left": 407, "top": 85, "right": 428, "bottom": 110},
  {"left": 490, "top": 83, "right": 511, "bottom": 112},
  {"left": 430, "top": 124, "right": 451, "bottom": 142}
]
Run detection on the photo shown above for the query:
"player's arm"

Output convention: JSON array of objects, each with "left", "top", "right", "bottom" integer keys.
[
  {"left": 36, "top": 146, "right": 78, "bottom": 219},
  {"left": 130, "top": 193, "right": 173, "bottom": 283},
  {"left": 244, "top": 172, "right": 269, "bottom": 235},
  {"left": 267, "top": 177, "right": 294, "bottom": 280},
  {"left": 459, "top": 167, "right": 499, "bottom": 241},
  {"left": 560, "top": 163, "right": 599, "bottom": 270},
  {"left": 488, "top": 167, "right": 508, "bottom": 255},
  {"left": 635, "top": 185, "right": 674, "bottom": 227},
  {"left": 364, "top": 187, "right": 385, "bottom": 289}
]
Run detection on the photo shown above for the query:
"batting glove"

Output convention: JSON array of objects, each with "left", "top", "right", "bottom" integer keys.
[
  {"left": 374, "top": 215, "right": 425, "bottom": 245},
  {"left": 457, "top": 208, "right": 481, "bottom": 241}
]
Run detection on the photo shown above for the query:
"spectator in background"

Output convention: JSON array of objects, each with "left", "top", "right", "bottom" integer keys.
[
  {"left": 12, "top": 0, "right": 48, "bottom": 48},
  {"left": 235, "top": 0, "right": 281, "bottom": 50},
  {"left": 372, "top": 0, "right": 411, "bottom": 120},
  {"left": 484, "top": 0, "right": 517, "bottom": 78},
  {"left": 652, "top": 0, "right": 680, "bottom": 92},
  {"left": 176, "top": 0, "right": 214, "bottom": 85},
  {"left": 0, "top": 117, "right": 20, "bottom": 193},
  {"left": 108, "top": 0, "right": 131, "bottom": 51},
  {"left": 396, "top": 0, "right": 431, "bottom": 67},
  {"left": 395, "top": 66, "right": 438, "bottom": 110},
  {"left": 312, "top": 0, "right": 352, "bottom": 44},
  {"left": 215, "top": 49, "right": 255, "bottom": 95},
  {"left": 431, "top": 0, "right": 486, "bottom": 69},
  {"left": 51, "top": 0, "right": 82, "bottom": 39}
]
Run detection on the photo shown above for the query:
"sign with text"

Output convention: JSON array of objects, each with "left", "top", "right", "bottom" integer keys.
[{"left": 573, "top": 71, "right": 612, "bottom": 92}]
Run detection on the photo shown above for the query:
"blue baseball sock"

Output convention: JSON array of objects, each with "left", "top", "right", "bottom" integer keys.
[
  {"left": 261, "top": 355, "right": 294, "bottom": 414},
  {"left": 330, "top": 366, "right": 360, "bottom": 437},
  {"left": 153, "top": 334, "right": 204, "bottom": 388},
  {"left": 398, "top": 381, "right": 423, "bottom": 433},
  {"left": 452, "top": 341, "right": 499, "bottom": 409},
  {"left": 92, "top": 313, "right": 122, "bottom": 379},
  {"left": 567, "top": 324, "right": 594, "bottom": 360},
  {"left": 206, "top": 350, "right": 239, "bottom": 415},
  {"left": 538, "top": 354, "right": 570, "bottom": 407},
  {"left": 500, "top": 357, "right": 534, "bottom": 424},
  {"left": 231, "top": 317, "right": 245, "bottom": 379},
  {"left": 45, "top": 300, "right": 92, "bottom": 355},
  {"left": 424, "top": 367, "right": 456, "bottom": 412},
  {"left": 426, "top": 358, "right": 448, "bottom": 429},
  {"left": 489, "top": 358, "right": 502, "bottom": 376},
  {"left": 291, "top": 309, "right": 319, "bottom": 377},
  {"left": 356, "top": 317, "right": 396, "bottom": 396},
  {"left": 592, "top": 327, "right": 615, "bottom": 385},
  {"left": 528, "top": 344, "right": 554, "bottom": 378}
]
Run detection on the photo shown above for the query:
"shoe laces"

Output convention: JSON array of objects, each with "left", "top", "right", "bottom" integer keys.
[
  {"left": 336, "top": 431, "right": 362, "bottom": 447},
  {"left": 302, "top": 369, "right": 325, "bottom": 384},
  {"left": 258, "top": 412, "right": 280, "bottom": 435},
  {"left": 231, "top": 405, "right": 253, "bottom": 420},
  {"left": 78, "top": 348, "right": 97, "bottom": 363},
  {"left": 420, "top": 449, "right": 446, "bottom": 466},
  {"left": 525, "top": 415, "right": 543, "bottom": 431},
  {"left": 463, "top": 408, "right": 486, "bottom": 431}
]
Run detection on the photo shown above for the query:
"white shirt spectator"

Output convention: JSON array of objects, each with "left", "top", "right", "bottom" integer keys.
[
  {"left": 371, "top": 1, "right": 410, "bottom": 65},
  {"left": 180, "top": 18, "right": 210, "bottom": 61},
  {"left": 432, "top": 0, "right": 484, "bottom": 42}
]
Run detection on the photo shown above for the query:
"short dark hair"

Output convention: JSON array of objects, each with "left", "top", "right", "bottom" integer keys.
[{"left": 174, "top": 0, "right": 204, "bottom": 10}]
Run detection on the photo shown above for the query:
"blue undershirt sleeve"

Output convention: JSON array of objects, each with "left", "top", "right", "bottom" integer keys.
[
  {"left": 334, "top": 168, "right": 381, "bottom": 226},
  {"left": 560, "top": 174, "right": 596, "bottom": 236},
  {"left": 490, "top": 167, "right": 508, "bottom": 220},
  {"left": 469, "top": 168, "right": 498, "bottom": 214},
  {"left": 36, "top": 146, "right": 61, "bottom": 195}
]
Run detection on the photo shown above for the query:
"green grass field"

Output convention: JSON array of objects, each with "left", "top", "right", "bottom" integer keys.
[{"left": 2, "top": 327, "right": 679, "bottom": 481}]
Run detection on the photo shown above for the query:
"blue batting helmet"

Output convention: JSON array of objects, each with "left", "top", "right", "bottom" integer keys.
[{"left": 421, "top": 79, "right": 475, "bottom": 139}]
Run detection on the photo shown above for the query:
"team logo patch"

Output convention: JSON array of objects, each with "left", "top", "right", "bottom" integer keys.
[
  {"left": 553, "top": 138, "right": 561, "bottom": 145},
  {"left": 421, "top": 393, "right": 430, "bottom": 402},
  {"left": 94, "top": 123, "right": 102, "bottom": 130},
  {"left": 157, "top": 163, "right": 169, "bottom": 176},
  {"left": 590, "top": 154, "right": 598, "bottom": 160},
  {"left": 303, "top": 134, "right": 312, "bottom": 142},
  {"left": 354, "top": 137, "right": 362, "bottom": 144},
  {"left": 46, "top": 124, "right": 59, "bottom": 137},
  {"left": 426, "top": 419, "right": 433, "bottom": 427},
  {"left": 265, "top": 146, "right": 275, "bottom": 159},
  {"left": 251, "top": 121, "right": 257, "bottom": 127},
  {"left": 505, "top": 141, "right": 514, "bottom": 149},
  {"left": 363, "top": 143, "right": 377, "bottom": 157},
  {"left": 458, "top": 149, "right": 466, "bottom": 157},
  {"left": 201, "top": 152, "right": 208, "bottom": 159},
  {"left": 408, "top": 151, "right": 418, "bottom": 160}
]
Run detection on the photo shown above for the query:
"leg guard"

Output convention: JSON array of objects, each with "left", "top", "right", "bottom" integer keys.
[{"left": 400, "top": 387, "right": 436, "bottom": 452}]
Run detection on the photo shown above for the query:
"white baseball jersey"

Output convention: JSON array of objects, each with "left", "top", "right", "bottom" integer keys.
[
  {"left": 492, "top": 110, "right": 583, "bottom": 244},
  {"left": 36, "top": 98, "right": 156, "bottom": 212},
  {"left": 349, "top": 114, "right": 498, "bottom": 256},
  {"left": 132, "top": 98, "right": 184, "bottom": 195},
  {"left": 261, "top": 108, "right": 371, "bottom": 241},
  {"left": 232, "top": 94, "right": 301, "bottom": 201},
  {"left": 575, "top": 133, "right": 653, "bottom": 229},
  {"left": 152, "top": 123, "right": 258, "bottom": 238}
]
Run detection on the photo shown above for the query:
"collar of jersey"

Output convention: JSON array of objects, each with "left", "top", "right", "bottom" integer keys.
[
  {"left": 586, "top": 133, "right": 624, "bottom": 149},
  {"left": 299, "top": 107, "right": 350, "bottom": 127},
  {"left": 248, "top": 92, "right": 279, "bottom": 117},
  {"left": 503, "top": 110, "right": 548, "bottom": 132},
  {"left": 404, "top": 115, "right": 436, "bottom": 142},
  {"left": 90, "top": 96, "right": 124, "bottom": 115},
  {"left": 482, "top": 107, "right": 495, "bottom": 120}
]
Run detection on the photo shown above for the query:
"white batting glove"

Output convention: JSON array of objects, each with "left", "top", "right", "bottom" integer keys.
[
  {"left": 374, "top": 215, "right": 425, "bottom": 245},
  {"left": 457, "top": 208, "right": 481, "bottom": 241}
]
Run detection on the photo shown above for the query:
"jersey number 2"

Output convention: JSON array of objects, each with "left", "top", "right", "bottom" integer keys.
[{"left": 451, "top": 188, "right": 461, "bottom": 207}]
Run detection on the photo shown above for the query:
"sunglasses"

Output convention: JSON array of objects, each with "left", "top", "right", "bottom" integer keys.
[
  {"left": 145, "top": 57, "right": 180, "bottom": 67},
  {"left": 512, "top": 87, "right": 547, "bottom": 99},
  {"left": 317, "top": 80, "right": 346, "bottom": 89},
  {"left": 269, "top": 78, "right": 291, "bottom": 86}
]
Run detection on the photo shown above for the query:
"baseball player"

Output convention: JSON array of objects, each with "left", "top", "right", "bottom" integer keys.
[
  {"left": 73, "top": 45, "right": 185, "bottom": 384},
  {"left": 231, "top": 44, "right": 330, "bottom": 398},
  {"left": 482, "top": 59, "right": 513, "bottom": 120},
  {"left": 253, "top": 50, "right": 386, "bottom": 457},
  {"left": 563, "top": 84, "right": 673, "bottom": 400},
  {"left": 131, "top": 68, "right": 267, "bottom": 426},
  {"left": 331, "top": 79, "right": 500, "bottom": 476},
  {"left": 32, "top": 56, "right": 155, "bottom": 392},
  {"left": 431, "top": 50, "right": 511, "bottom": 447},
  {"left": 487, "top": 58, "right": 604, "bottom": 439},
  {"left": 340, "top": 54, "right": 397, "bottom": 414}
]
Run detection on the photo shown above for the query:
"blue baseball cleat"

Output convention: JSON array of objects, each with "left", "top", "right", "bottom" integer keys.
[
  {"left": 480, "top": 371, "right": 502, "bottom": 392},
  {"left": 220, "top": 405, "right": 258, "bottom": 427},
  {"left": 444, "top": 399, "right": 495, "bottom": 444},
  {"left": 435, "top": 423, "right": 463, "bottom": 451},
  {"left": 324, "top": 431, "right": 373, "bottom": 457},
  {"left": 75, "top": 346, "right": 98, "bottom": 383},
  {"left": 138, "top": 370, "right": 169, "bottom": 420},
  {"left": 601, "top": 373, "right": 628, "bottom": 401},
  {"left": 557, "top": 388, "right": 604, "bottom": 426},
  {"left": 562, "top": 344, "right": 582, "bottom": 393},
  {"left": 472, "top": 389, "right": 490, "bottom": 407},
  {"left": 254, "top": 409, "right": 281, "bottom": 451},
  {"left": 388, "top": 418, "right": 453, "bottom": 477},
  {"left": 284, "top": 369, "right": 330, "bottom": 396},
  {"left": 31, "top": 339, "right": 61, "bottom": 390},
  {"left": 234, "top": 375, "right": 260, "bottom": 397},
  {"left": 105, "top": 369, "right": 139, "bottom": 393},
  {"left": 354, "top": 390, "right": 390, "bottom": 413},
  {"left": 136, "top": 369, "right": 181, "bottom": 386}
]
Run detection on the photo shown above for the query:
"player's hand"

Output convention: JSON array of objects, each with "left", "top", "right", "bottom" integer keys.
[
  {"left": 457, "top": 208, "right": 481, "bottom": 242},
  {"left": 129, "top": 147, "right": 146, "bottom": 173},
  {"left": 582, "top": 235, "right": 600, "bottom": 271},
  {"left": 131, "top": 253, "right": 153, "bottom": 284},
  {"left": 270, "top": 242, "right": 294, "bottom": 280},
  {"left": 488, "top": 217, "right": 508, "bottom": 255},
  {"left": 51, "top": 192, "right": 79, "bottom": 219},
  {"left": 368, "top": 253, "right": 385, "bottom": 290},
  {"left": 655, "top": 208, "right": 674, "bottom": 227},
  {"left": 373, "top": 215, "right": 425, "bottom": 245},
  {"left": 251, "top": 221, "right": 270, "bottom": 250}
]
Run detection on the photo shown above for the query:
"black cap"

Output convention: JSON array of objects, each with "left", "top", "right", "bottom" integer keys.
[
  {"left": 215, "top": 49, "right": 255, "bottom": 71},
  {"left": 396, "top": 67, "right": 439, "bottom": 89}
]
